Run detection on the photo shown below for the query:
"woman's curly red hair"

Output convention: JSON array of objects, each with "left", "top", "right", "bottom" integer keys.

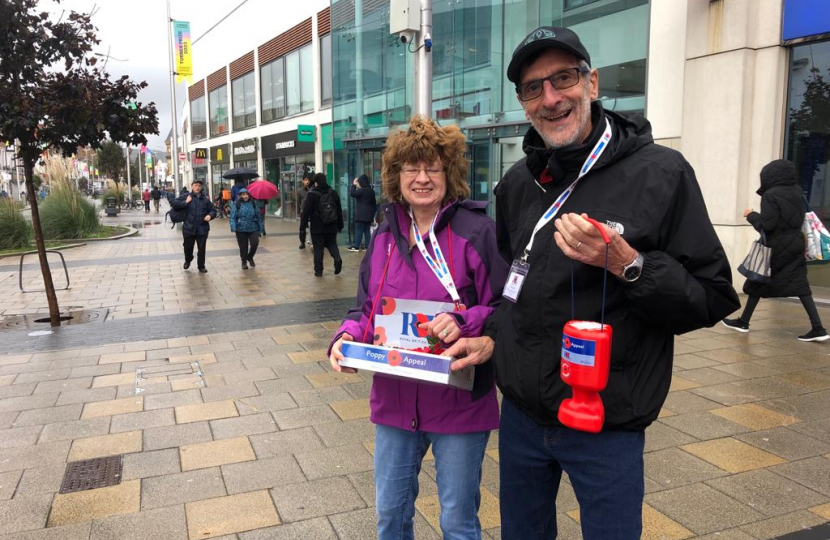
[{"left": 381, "top": 116, "right": 470, "bottom": 205}]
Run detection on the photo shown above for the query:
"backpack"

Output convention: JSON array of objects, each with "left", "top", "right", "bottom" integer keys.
[
  {"left": 318, "top": 189, "right": 339, "bottom": 225},
  {"left": 165, "top": 206, "right": 188, "bottom": 228}
]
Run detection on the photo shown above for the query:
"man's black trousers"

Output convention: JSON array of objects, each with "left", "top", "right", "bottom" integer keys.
[
  {"left": 183, "top": 234, "right": 208, "bottom": 270},
  {"left": 236, "top": 231, "right": 260, "bottom": 262},
  {"left": 311, "top": 233, "right": 341, "bottom": 275}
]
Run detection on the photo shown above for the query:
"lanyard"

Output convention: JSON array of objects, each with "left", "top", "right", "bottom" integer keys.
[
  {"left": 521, "top": 118, "right": 613, "bottom": 262},
  {"left": 409, "top": 210, "right": 462, "bottom": 306}
]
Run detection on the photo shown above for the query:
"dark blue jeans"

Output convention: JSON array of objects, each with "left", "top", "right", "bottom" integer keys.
[
  {"left": 499, "top": 398, "right": 644, "bottom": 540},
  {"left": 353, "top": 220, "right": 372, "bottom": 249}
]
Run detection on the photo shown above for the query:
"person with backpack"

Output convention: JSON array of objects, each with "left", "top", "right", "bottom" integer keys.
[
  {"left": 150, "top": 185, "right": 162, "bottom": 212},
  {"left": 230, "top": 188, "right": 263, "bottom": 270},
  {"left": 170, "top": 179, "right": 217, "bottom": 273},
  {"left": 348, "top": 174, "right": 377, "bottom": 252},
  {"left": 301, "top": 173, "right": 344, "bottom": 277}
]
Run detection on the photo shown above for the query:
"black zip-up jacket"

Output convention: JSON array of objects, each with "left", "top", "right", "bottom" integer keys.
[
  {"left": 300, "top": 183, "right": 344, "bottom": 235},
  {"left": 171, "top": 190, "right": 217, "bottom": 236},
  {"left": 485, "top": 102, "right": 740, "bottom": 431}
]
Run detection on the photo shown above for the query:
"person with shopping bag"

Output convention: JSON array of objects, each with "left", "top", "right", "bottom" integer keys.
[{"left": 723, "top": 159, "right": 829, "bottom": 341}]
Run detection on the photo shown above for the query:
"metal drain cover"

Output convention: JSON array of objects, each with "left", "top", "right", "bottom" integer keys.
[
  {"left": 0, "top": 308, "right": 109, "bottom": 331},
  {"left": 60, "top": 455, "right": 123, "bottom": 494}
]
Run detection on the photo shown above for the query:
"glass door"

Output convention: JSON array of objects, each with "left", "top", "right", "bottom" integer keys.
[{"left": 280, "top": 156, "right": 297, "bottom": 220}]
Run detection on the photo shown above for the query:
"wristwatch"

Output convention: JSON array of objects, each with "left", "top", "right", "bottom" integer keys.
[{"left": 620, "top": 252, "right": 645, "bottom": 283}]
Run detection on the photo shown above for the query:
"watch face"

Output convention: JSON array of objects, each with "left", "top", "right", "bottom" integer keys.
[{"left": 624, "top": 265, "right": 642, "bottom": 281}]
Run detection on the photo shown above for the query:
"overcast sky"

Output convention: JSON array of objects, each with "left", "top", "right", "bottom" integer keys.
[{"left": 44, "top": 0, "right": 328, "bottom": 152}]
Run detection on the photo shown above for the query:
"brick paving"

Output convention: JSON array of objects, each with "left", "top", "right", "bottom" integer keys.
[{"left": 0, "top": 212, "right": 829, "bottom": 539}]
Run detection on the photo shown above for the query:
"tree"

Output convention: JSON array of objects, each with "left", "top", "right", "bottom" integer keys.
[
  {"left": 97, "top": 140, "right": 125, "bottom": 200},
  {"left": 0, "top": 0, "right": 158, "bottom": 326}
]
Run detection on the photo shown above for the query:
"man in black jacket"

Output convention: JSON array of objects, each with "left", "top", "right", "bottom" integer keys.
[
  {"left": 300, "top": 173, "right": 343, "bottom": 277},
  {"left": 445, "top": 27, "right": 740, "bottom": 540},
  {"left": 171, "top": 179, "right": 217, "bottom": 273},
  {"left": 348, "top": 174, "right": 377, "bottom": 252},
  {"left": 150, "top": 185, "right": 162, "bottom": 212}
]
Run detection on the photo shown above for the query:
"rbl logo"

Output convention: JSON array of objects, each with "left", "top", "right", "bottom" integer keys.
[{"left": 401, "top": 312, "right": 434, "bottom": 338}]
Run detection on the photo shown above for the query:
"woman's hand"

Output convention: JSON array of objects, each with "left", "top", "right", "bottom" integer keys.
[
  {"left": 743, "top": 208, "right": 753, "bottom": 218},
  {"left": 329, "top": 333, "right": 357, "bottom": 373},
  {"left": 421, "top": 313, "right": 461, "bottom": 343}
]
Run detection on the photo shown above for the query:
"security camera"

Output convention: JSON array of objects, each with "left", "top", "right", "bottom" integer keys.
[{"left": 398, "top": 31, "right": 416, "bottom": 45}]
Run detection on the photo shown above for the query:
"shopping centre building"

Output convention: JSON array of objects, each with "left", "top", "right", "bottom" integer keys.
[{"left": 182, "top": 0, "right": 830, "bottom": 288}]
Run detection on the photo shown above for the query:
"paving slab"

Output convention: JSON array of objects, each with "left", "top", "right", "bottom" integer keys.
[
  {"left": 180, "top": 436, "right": 256, "bottom": 471},
  {"left": 270, "top": 476, "right": 365, "bottom": 522},
  {"left": 141, "top": 467, "right": 226, "bottom": 510},
  {"left": 644, "top": 447, "right": 728, "bottom": 490},
  {"left": 735, "top": 427, "right": 830, "bottom": 461},
  {"left": 37, "top": 416, "right": 110, "bottom": 443},
  {"left": 68, "top": 430, "right": 142, "bottom": 461},
  {"left": 770, "top": 456, "right": 830, "bottom": 497},
  {"left": 738, "top": 510, "right": 828, "bottom": 539},
  {"left": 294, "top": 443, "right": 374, "bottom": 480},
  {"left": 248, "top": 427, "right": 324, "bottom": 458},
  {"left": 110, "top": 408, "right": 175, "bottom": 433},
  {"left": 0, "top": 522, "right": 91, "bottom": 540},
  {"left": 221, "top": 455, "right": 305, "bottom": 495},
  {"left": 143, "top": 421, "right": 213, "bottom": 451},
  {"left": 313, "top": 418, "right": 376, "bottom": 448},
  {"left": 710, "top": 402, "right": 801, "bottom": 430},
  {"left": 143, "top": 389, "right": 203, "bottom": 411},
  {"left": 0, "top": 471, "right": 21, "bottom": 501},
  {"left": 705, "top": 468, "right": 828, "bottom": 518},
  {"left": 89, "top": 504, "right": 188, "bottom": 540},
  {"left": 210, "top": 413, "right": 278, "bottom": 440},
  {"left": 271, "top": 404, "right": 340, "bottom": 430},
  {"left": 234, "top": 394, "right": 297, "bottom": 416},
  {"left": 48, "top": 479, "right": 141, "bottom": 527},
  {"left": 0, "top": 441, "right": 70, "bottom": 473},
  {"left": 644, "top": 422, "right": 699, "bottom": 453},
  {"left": 0, "top": 493, "right": 53, "bottom": 535},
  {"left": 175, "top": 399, "right": 238, "bottom": 424},
  {"left": 55, "top": 387, "right": 116, "bottom": 407},
  {"left": 186, "top": 490, "right": 280, "bottom": 539},
  {"left": 0, "top": 426, "right": 42, "bottom": 449},
  {"left": 645, "top": 483, "right": 764, "bottom": 535},
  {"left": 81, "top": 397, "right": 143, "bottom": 419},
  {"left": 121, "top": 448, "right": 181, "bottom": 480},
  {"left": 237, "top": 517, "right": 337, "bottom": 540},
  {"left": 661, "top": 412, "right": 752, "bottom": 441},
  {"left": 328, "top": 507, "right": 440, "bottom": 540}
]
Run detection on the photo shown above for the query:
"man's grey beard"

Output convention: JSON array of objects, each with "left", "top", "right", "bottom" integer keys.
[{"left": 530, "top": 92, "right": 592, "bottom": 150}]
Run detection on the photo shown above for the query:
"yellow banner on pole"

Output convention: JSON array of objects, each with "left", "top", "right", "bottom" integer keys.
[{"left": 174, "top": 21, "right": 192, "bottom": 84}]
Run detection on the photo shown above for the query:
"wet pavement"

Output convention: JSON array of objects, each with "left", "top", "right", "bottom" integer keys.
[{"left": 0, "top": 206, "right": 829, "bottom": 539}]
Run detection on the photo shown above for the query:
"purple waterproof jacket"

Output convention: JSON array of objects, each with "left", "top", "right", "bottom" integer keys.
[{"left": 330, "top": 199, "right": 509, "bottom": 434}]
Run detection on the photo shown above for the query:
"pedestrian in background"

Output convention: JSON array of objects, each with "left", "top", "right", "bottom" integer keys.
[
  {"left": 258, "top": 198, "right": 267, "bottom": 236},
  {"left": 301, "top": 172, "right": 343, "bottom": 277},
  {"left": 230, "top": 187, "right": 263, "bottom": 270},
  {"left": 142, "top": 188, "right": 150, "bottom": 212},
  {"left": 231, "top": 179, "right": 245, "bottom": 202},
  {"left": 171, "top": 178, "right": 216, "bottom": 273},
  {"left": 348, "top": 174, "right": 377, "bottom": 252},
  {"left": 723, "top": 159, "right": 829, "bottom": 341},
  {"left": 298, "top": 175, "right": 311, "bottom": 249},
  {"left": 329, "top": 115, "right": 508, "bottom": 540},
  {"left": 151, "top": 185, "right": 161, "bottom": 213}
]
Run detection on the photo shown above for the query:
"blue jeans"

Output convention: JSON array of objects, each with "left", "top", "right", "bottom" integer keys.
[
  {"left": 353, "top": 220, "right": 371, "bottom": 249},
  {"left": 374, "top": 424, "right": 490, "bottom": 540},
  {"left": 499, "top": 398, "right": 644, "bottom": 540}
]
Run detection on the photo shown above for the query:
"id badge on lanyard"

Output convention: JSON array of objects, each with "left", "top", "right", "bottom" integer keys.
[{"left": 503, "top": 118, "right": 613, "bottom": 303}]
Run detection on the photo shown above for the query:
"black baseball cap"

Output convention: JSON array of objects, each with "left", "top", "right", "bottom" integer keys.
[{"left": 507, "top": 26, "right": 591, "bottom": 84}]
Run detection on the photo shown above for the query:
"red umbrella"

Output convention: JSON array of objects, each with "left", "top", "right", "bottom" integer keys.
[{"left": 246, "top": 180, "right": 279, "bottom": 200}]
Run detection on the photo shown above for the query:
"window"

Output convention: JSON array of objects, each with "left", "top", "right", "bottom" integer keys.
[
  {"left": 209, "top": 85, "right": 229, "bottom": 137},
  {"left": 190, "top": 96, "right": 207, "bottom": 141},
  {"left": 261, "top": 44, "right": 314, "bottom": 122},
  {"left": 232, "top": 72, "right": 256, "bottom": 130},
  {"left": 261, "top": 57, "right": 285, "bottom": 122},
  {"left": 321, "top": 34, "right": 332, "bottom": 107}
]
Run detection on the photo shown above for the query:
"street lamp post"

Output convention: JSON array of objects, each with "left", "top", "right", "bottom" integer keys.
[{"left": 166, "top": 0, "right": 181, "bottom": 192}]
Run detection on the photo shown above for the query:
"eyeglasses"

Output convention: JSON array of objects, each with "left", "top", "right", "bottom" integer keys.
[
  {"left": 401, "top": 167, "right": 446, "bottom": 179},
  {"left": 516, "top": 66, "right": 590, "bottom": 102}
]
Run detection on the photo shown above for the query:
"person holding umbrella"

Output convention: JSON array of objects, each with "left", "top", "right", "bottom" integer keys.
[{"left": 245, "top": 177, "right": 280, "bottom": 237}]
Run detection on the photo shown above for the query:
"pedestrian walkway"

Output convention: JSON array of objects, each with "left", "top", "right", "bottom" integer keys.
[{"left": 0, "top": 216, "right": 829, "bottom": 539}]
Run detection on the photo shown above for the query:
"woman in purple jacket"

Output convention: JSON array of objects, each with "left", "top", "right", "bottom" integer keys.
[{"left": 329, "top": 116, "right": 508, "bottom": 540}]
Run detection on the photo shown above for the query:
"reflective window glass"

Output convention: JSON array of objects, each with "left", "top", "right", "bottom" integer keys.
[{"left": 209, "top": 85, "right": 229, "bottom": 137}]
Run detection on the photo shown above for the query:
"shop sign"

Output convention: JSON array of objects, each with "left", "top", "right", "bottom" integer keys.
[
  {"left": 783, "top": 0, "right": 830, "bottom": 41},
  {"left": 232, "top": 138, "right": 257, "bottom": 161},
  {"left": 261, "top": 130, "right": 315, "bottom": 159},
  {"left": 193, "top": 148, "right": 207, "bottom": 166},
  {"left": 210, "top": 144, "right": 229, "bottom": 164},
  {"left": 298, "top": 125, "right": 316, "bottom": 142}
]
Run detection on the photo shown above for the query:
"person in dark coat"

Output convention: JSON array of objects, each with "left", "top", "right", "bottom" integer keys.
[
  {"left": 297, "top": 175, "right": 312, "bottom": 249},
  {"left": 230, "top": 187, "right": 263, "bottom": 270},
  {"left": 300, "top": 173, "right": 343, "bottom": 277},
  {"left": 171, "top": 179, "right": 217, "bottom": 273},
  {"left": 348, "top": 174, "right": 377, "bottom": 252},
  {"left": 150, "top": 186, "right": 162, "bottom": 212},
  {"left": 723, "top": 159, "right": 828, "bottom": 341}
]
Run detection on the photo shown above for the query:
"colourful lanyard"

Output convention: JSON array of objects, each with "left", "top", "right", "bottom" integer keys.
[
  {"left": 410, "top": 210, "right": 462, "bottom": 306},
  {"left": 521, "top": 118, "right": 613, "bottom": 262}
]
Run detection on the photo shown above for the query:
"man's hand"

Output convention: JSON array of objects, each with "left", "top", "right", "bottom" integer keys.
[
  {"left": 443, "top": 336, "right": 494, "bottom": 371},
  {"left": 743, "top": 208, "right": 753, "bottom": 218},
  {"left": 554, "top": 213, "right": 637, "bottom": 277},
  {"left": 203, "top": 215, "right": 211, "bottom": 222},
  {"left": 185, "top": 195, "right": 192, "bottom": 204}
]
